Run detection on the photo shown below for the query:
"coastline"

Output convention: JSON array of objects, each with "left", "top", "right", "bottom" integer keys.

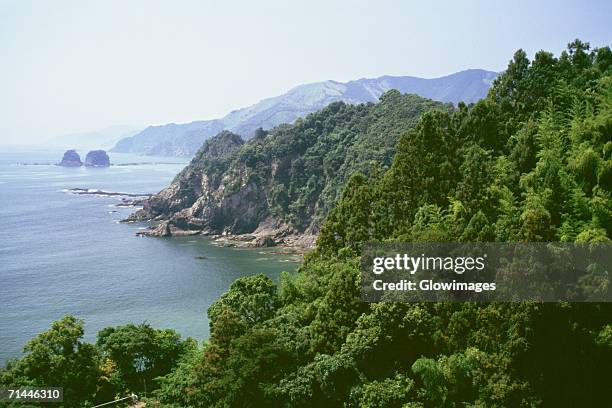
[{"left": 129, "top": 217, "right": 316, "bottom": 251}]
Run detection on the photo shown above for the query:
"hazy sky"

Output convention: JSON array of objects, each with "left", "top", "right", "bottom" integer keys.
[{"left": 1, "top": 0, "right": 610, "bottom": 145}]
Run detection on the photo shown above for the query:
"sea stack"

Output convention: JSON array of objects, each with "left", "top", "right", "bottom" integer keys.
[
  {"left": 84, "top": 150, "right": 111, "bottom": 167},
  {"left": 59, "top": 149, "right": 83, "bottom": 167}
]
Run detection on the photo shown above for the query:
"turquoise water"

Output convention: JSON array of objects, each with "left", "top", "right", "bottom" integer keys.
[{"left": 0, "top": 149, "right": 299, "bottom": 364}]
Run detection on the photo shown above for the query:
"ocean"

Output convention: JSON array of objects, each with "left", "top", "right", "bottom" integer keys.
[{"left": 0, "top": 149, "right": 299, "bottom": 364}]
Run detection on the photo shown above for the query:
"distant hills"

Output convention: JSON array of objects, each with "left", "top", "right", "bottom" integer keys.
[
  {"left": 111, "top": 69, "right": 497, "bottom": 157},
  {"left": 47, "top": 125, "right": 141, "bottom": 151}
]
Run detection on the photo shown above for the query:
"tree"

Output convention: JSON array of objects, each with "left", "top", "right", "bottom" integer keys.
[
  {"left": 207, "top": 274, "right": 278, "bottom": 329},
  {"left": 0, "top": 316, "right": 99, "bottom": 407},
  {"left": 96, "top": 323, "right": 194, "bottom": 393}
]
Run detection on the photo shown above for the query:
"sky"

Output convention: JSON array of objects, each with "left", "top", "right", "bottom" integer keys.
[{"left": 0, "top": 0, "right": 610, "bottom": 145}]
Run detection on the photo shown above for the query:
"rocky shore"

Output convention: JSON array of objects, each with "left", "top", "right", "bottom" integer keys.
[
  {"left": 131, "top": 215, "right": 317, "bottom": 249},
  {"left": 121, "top": 131, "right": 321, "bottom": 249}
]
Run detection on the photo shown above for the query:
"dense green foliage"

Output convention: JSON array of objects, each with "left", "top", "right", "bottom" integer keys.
[
  {"left": 0, "top": 317, "right": 99, "bottom": 407},
  {"left": 2, "top": 40, "right": 611, "bottom": 407},
  {"left": 230, "top": 92, "right": 449, "bottom": 228},
  {"left": 152, "top": 40, "right": 612, "bottom": 407},
  {"left": 0, "top": 318, "right": 194, "bottom": 407}
]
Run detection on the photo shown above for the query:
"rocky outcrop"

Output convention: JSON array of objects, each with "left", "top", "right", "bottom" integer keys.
[
  {"left": 59, "top": 150, "right": 83, "bottom": 166},
  {"left": 127, "top": 131, "right": 295, "bottom": 244},
  {"left": 127, "top": 131, "right": 256, "bottom": 233},
  {"left": 58, "top": 149, "right": 111, "bottom": 168},
  {"left": 84, "top": 150, "right": 111, "bottom": 167}
]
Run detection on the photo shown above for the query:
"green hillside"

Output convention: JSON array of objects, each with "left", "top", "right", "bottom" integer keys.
[
  {"left": 131, "top": 92, "right": 450, "bottom": 243},
  {"left": 154, "top": 39, "right": 612, "bottom": 407}
]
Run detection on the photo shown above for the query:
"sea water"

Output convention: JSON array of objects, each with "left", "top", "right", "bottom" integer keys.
[{"left": 0, "top": 149, "right": 299, "bottom": 363}]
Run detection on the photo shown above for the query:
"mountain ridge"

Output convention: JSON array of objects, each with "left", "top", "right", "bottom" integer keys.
[{"left": 111, "top": 69, "right": 497, "bottom": 156}]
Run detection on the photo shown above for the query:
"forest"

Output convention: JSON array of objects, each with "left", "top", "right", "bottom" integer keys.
[{"left": 1, "top": 40, "right": 611, "bottom": 407}]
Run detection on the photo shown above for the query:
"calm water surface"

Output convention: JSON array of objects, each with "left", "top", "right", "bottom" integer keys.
[{"left": 0, "top": 149, "right": 299, "bottom": 363}]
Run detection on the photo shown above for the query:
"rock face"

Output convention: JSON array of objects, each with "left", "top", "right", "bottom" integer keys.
[
  {"left": 128, "top": 130, "right": 248, "bottom": 235},
  {"left": 59, "top": 150, "right": 83, "bottom": 166},
  {"left": 84, "top": 150, "right": 110, "bottom": 167}
]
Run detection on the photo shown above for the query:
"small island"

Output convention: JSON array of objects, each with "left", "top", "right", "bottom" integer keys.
[
  {"left": 58, "top": 149, "right": 110, "bottom": 167},
  {"left": 58, "top": 149, "right": 83, "bottom": 166},
  {"left": 84, "top": 150, "right": 111, "bottom": 167}
]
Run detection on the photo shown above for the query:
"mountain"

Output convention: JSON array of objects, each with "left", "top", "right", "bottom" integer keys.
[
  {"left": 127, "top": 91, "right": 452, "bottom": 246},
  {"left": 111, "top": 69, "right": 497, "bottom": 157},
  {"left": 46, "top": 125, "right": 141, "bottom": 151}
]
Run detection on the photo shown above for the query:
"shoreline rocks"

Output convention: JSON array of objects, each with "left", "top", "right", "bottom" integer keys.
[
  {"left": 65, "top": 188, "right": 152, "bottom": 209},
  {"left": 67, "top": 188, "right": 151, "bottom": 198},
  {"left": 133, "top": 216, "right": 316, "bottom": 251}
]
